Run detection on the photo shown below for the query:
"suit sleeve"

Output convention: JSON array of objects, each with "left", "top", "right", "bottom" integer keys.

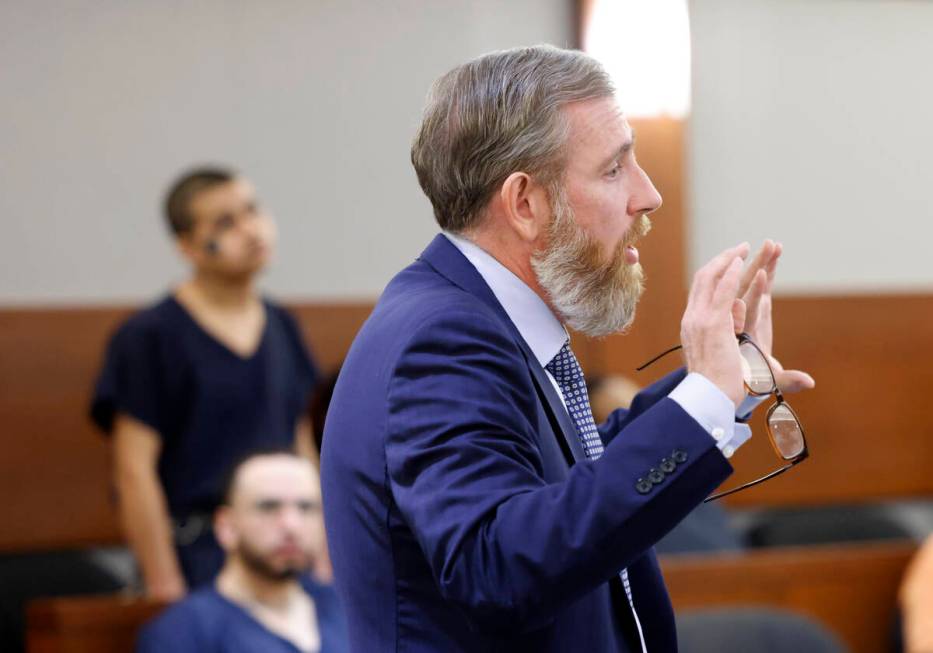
[{"left": 385, "top": 310, "right": 732, "bottom": 634}]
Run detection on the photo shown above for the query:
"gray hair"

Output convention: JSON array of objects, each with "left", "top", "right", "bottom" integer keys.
[{"left": 411, "top": 45, "right": 614, "bottom": 233}]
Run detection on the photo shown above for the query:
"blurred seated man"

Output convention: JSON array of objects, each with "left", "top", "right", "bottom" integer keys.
[
  {"left": 137, "top": 450, "right": 347, "bottom": 653},
  {"left": 900, "top": 533, "right": 933, "bottom": 653},
  {"left": 90, "top": 167, "right": 319, "bottom": 599}
]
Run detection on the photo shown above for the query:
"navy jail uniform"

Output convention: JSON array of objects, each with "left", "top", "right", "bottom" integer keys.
[
  {"left": 91, "top": 295, "right": 317, "bottom": 586},
  {"left": 136, "top": 575, "right": 348, "bottom": 653}
]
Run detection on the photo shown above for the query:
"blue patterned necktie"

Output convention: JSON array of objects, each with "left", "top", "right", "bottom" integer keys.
[
  {"left": 545, "top": 342, "right": 605, "bottom": 459},
  {"left": 546, "top": 341, "right": 644, "bottom": 649}
]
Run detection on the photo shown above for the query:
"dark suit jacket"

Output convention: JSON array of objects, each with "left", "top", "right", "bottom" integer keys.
[{"left": 321, "top": 234, "right": 733, "bottom": 652}]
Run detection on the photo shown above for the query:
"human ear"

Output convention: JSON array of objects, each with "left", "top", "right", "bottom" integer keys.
[{"left": 499, "top": 172, "right": 550, "bottom": 244}]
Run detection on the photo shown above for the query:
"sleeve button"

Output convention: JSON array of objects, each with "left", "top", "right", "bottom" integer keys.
[{"left": 635, "top": 478, "right": 653, "bottom": 494}]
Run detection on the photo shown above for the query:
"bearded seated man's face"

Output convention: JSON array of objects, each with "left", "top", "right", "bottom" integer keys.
[{"left": 217, "top": 455, "right": 324, "bottom": 581}]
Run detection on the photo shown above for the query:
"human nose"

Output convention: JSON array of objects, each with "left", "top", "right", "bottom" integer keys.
[
  {"left": 239, "top": 213, "right": 263, "bottom": 237},
  {"left": 279, "top": 505, "right": 304, "bottom": 532},
  {"left": 628, "top": 165, "right": 662, "bottom": 216}
]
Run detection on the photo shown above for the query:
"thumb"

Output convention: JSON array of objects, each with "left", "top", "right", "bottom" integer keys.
[{"left": 777, "top": 370, "right": 815, "bottom": 393}]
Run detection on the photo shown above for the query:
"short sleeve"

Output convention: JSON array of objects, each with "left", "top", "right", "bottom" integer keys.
[{"left": 89, "top": 320, "right": 165, "bottom": 436}]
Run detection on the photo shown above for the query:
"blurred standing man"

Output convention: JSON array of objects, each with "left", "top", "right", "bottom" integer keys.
[
  {"left": 91, "top": 168, "right": 320, "bottom": 600},
  {"left": 322, "top": 46, "right": 813, "bottom": 652},
  {"left": 137, "top": 450, "right": 347, "bottom": 653}
]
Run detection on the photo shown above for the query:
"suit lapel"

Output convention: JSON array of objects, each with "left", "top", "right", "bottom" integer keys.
[
  {"left": 520, "top": 340, "right": 587, "bottom": 464},
  {"left": 419, "top": 234, "right": 586, "bottom": 465}
]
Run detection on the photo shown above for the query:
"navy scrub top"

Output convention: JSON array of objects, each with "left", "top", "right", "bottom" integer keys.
[
  {"left": 136, "top": 575, "right": 348, "bottom": 653},
  {"left": 91, "top": 295, "right": 318, "bottom": 517}
]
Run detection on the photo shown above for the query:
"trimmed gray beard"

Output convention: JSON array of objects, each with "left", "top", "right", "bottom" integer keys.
[{"left": 531, "top": 186, "right": 650, "bottom": 337}]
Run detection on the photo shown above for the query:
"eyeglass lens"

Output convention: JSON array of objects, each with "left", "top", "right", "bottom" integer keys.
[
  {"left": 739, "top": 340, "right": 774, "bottom": 395},
  {"left": 741, "top": 340, "right": 806, "bottom": 460},
  {"left": 768, "top": 403, "right": 805, "bottom": 459}
]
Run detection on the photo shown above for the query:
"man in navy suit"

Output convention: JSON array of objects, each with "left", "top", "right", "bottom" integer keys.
[{"left": 321, "top": 45, "right": 813, "bottom": 652}]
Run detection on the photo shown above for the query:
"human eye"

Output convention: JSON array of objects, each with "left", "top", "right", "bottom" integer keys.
[
  {"left": 256, "top": 500, "right": 280, "bottom": 513},
  {"left": 215, "top": 213, "right": 235, "bottom": 231},
  {"left": 297, "top": 500, "right": 321, "bottom": 514},
  {"left": 606, "top": 163, "right": 622, "bottom": 179}
]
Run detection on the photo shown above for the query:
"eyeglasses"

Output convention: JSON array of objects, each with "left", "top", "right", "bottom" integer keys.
[{"left": 636, "top": 333, "right": 808, "bottom": 502}]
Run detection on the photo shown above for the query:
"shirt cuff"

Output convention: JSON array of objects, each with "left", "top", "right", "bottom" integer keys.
[
  {"left": 737, "top": 393, "right": 768, "bottom": 421},
  {"left": 668, "top": 372, "right": 750, "bottom": 459}
]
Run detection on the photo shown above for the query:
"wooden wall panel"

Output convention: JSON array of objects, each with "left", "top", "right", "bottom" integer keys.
[
  {"left": 288, "top": 302, "right": 373, "bottom": 373},
  {"left": 0, "top": 307, "right": 132, "bottom": 552},
  {"left": 3, "top": 291, "right": 930, "bottom": 553},
  {"left": 718, "top": 293, "right": 933, "bottom": 507},
  {"left": 0, "top": 302, "right": 371, "bottom": 553}
]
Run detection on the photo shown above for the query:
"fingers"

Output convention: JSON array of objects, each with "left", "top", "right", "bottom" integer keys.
[
  {"left": 765, "top": 242, "right": 783, "bottom": 288},
  {"left": 743, "top": 269, "right": 767, "bottom": 329},
  {"left": 712, "top": 255, "right": 745, "bottom": 309},
  {"left": 738, "top": 240, "right": 775, "bottom": 298},
  {"left": 688, "top": 242, "right": 750, "bottom": 308},
  {"left": 732, "top": 298, "right": 746, "bottom": 334},
  {"left": 740, "top": 240, "right": 781, "bottom": 346}
]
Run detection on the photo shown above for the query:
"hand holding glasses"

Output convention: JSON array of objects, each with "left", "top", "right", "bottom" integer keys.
[{"left": 637, "top": 332, "right": 808, "bottom": 502}]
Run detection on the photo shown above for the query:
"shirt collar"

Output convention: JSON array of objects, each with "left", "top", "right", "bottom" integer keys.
[{"left": 443, "top": 231, "right": 567, "bottom": 367}]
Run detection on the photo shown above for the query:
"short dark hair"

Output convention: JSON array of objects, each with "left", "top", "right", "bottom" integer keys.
[
  {"left": 219, "top": 446, "right": 303, "bottom": 506},
  {"left": 163, "top": 166, "right": 237, "bottom": 236}
]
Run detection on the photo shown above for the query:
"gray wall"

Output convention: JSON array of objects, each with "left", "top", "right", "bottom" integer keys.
[
  {"left": 689, "top": 0, "right": 933, "bottom": 293},
  {"left": 0, "top": 1, "right": 573, "bottom": 305},
  {"left": 6, "top": 0, "right": 928, "bottom": 304}
]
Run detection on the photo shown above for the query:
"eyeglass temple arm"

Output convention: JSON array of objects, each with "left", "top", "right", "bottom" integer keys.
[
  {"left": 638, "top": 333, "right": 761, "bottom": 373},
  {"left": 635, "top": 344, "right": 684, "bottom": 372},
  {"left": 703, "top": 458, "right": 803, "bottom": 503}
]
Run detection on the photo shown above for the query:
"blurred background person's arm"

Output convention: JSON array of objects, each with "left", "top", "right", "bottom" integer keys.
[
  {"left": 901, "top": 535, "right": 933, "bottom": 653},
  {"left": 112, "top": 414, "right": 186, "bottom": 602}
]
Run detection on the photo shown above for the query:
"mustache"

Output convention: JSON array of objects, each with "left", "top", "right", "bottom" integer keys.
[
  {"left": 610, "top": 214, "right": 652, "bottom": 265},
  {"left": 624, "top": 214, "right": 652, "bottom": 246}
]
